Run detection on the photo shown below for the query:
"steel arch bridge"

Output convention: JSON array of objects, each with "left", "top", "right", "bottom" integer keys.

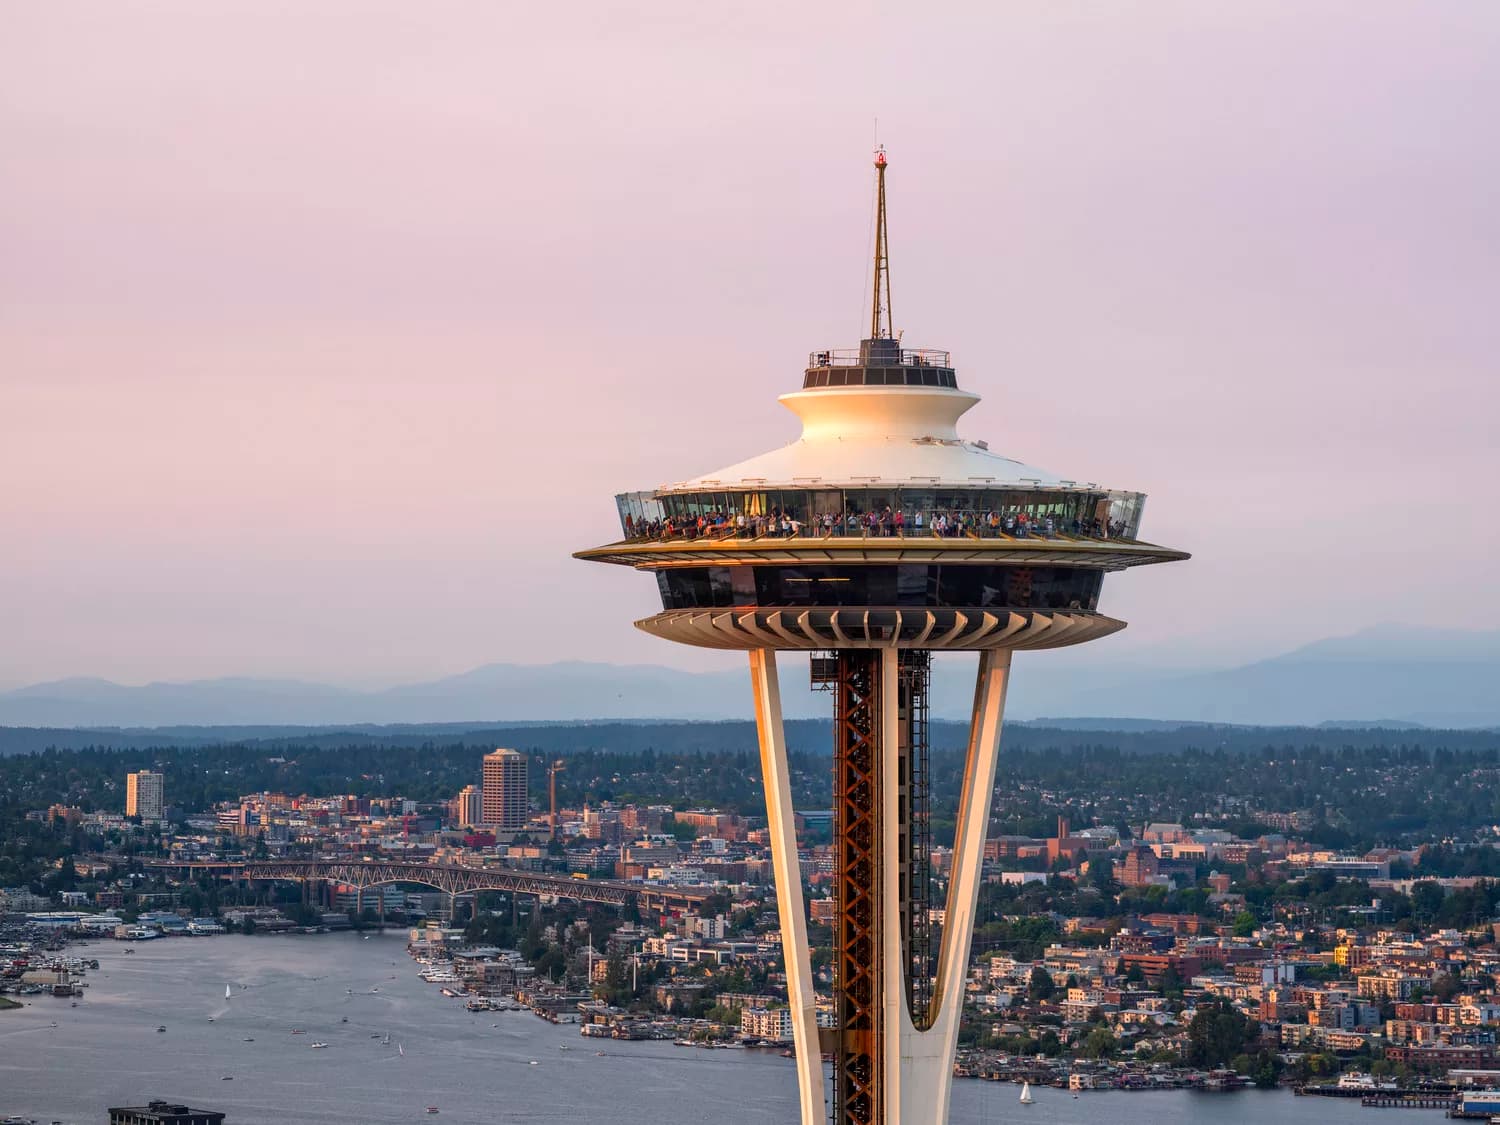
[{"left": 147, "top": 858, "right": 709, "bottom": 910}]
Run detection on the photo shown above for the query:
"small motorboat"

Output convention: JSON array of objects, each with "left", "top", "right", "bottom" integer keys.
[
  {"left": 528, "top": 1060, "right": 538, "bottom": 1066},
  {"left": 156, "top": 1026, "right": 167, "bottom": 1033},
  {"left": 221, "top": 1076, "right": 233, "bottom": 1081},
  {"left": 207, "top": 1017, "right": 214, "bottom": 1022},
  {"left": 291, "top": 1029, "right": 306, "bottom": 1035},
  {"left": 425, "top": 1109, "right": 439, "bottom": 1116},
  {"left": 341, "top": 1017, "right": 348, "bottom": 1023},
  {"left": 311, "top": 1041, "right": 329, "bottom": 1049},
  {"left": 243, "top": 1038, "right": 255, "bottom": 1042}
]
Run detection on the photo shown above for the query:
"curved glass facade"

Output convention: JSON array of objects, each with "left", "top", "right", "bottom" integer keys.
[
  {"left": 614, "top": 487, "right": 1145, "bottom": 543},
  {"left": 802, "top": 366, "right": 958, "bottom": 389},
  {"left": 654, "top": 564, "right": 1103, "bottom": 612}
]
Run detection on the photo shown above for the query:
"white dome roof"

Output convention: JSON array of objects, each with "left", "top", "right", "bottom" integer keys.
[{"left": 668, "top": 384, "right": 1079, "bottom": 492}]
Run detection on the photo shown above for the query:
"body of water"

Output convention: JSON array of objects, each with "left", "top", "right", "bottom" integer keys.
[{"left": 0, "top": 933, "right": 1378, "bottom": 1124}]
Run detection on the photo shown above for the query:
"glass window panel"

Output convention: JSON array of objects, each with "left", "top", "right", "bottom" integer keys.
[
  {"left": 730, "top": 567, "right": 757, "bottom": 604},
  {"left": 655, "top": 565, "right": 1105, "bottom": 612},
  {"left": 708, "top": 567, "right": 735, "bottom": 607},
  {"left": 893, "top": 565, "right": 925, "bottom": 606},
  {"left": 866, "top": 566, "right": 897, "bottom": 604}
]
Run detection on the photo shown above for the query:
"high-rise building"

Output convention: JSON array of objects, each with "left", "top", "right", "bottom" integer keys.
[
  {"left": 1118, "top": 844, "right": 1162, "bottom": 887},
  {"left": 449, "top": 784, "right": 483, "bottom": 828},
  {"left": 126, "top": 770, "right": 164, "bottom": 822},
  {"left": 481, "top": 749, "right": 528, "bottom": 832},
  {"left": 577, "top": 150, "right": 1188, "bottom": 1125}
]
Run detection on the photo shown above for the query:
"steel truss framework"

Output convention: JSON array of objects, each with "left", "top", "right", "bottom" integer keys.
[
  {"left": 834, "top": 650, "right": 883, "bottom": 1125},
  {"left": 897, "top": 650, "right": 934, "bottom": 1030},
  {"left": 833, "top": 649, "right": 936, "bottom": 1125},
  {"left": 145, "top": 859, "right": 709, "bottom": 910}
]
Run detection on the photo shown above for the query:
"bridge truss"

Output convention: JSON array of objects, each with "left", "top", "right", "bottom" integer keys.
[{"left": 148, "top": 859, "right": 707, "bottom": 910}]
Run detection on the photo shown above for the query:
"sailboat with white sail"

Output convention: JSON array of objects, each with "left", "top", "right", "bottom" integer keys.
[{"left": 1019, "top": 1081, "right": 1034, "bottom": 1105}]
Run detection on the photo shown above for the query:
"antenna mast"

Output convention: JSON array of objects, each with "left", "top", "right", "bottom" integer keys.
[{"left": 869, "top": 147, "right": 893, "bottom": 340}]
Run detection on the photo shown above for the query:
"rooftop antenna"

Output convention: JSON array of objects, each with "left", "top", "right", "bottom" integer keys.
[{"left": 869, "top": 146, "right": 893, "bottom": 341}]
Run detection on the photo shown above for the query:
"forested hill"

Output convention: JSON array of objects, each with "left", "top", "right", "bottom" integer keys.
[
  {"left": 3, "top": 719, "right": 1499, "bottom": 758},
  {"left": 6, "top": 728, "right": 1500, "bottom": 848}
]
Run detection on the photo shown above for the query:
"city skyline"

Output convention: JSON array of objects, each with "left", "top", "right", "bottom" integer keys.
[
  {"left": 6, "top": 7, "right": 1500, "bottom": 1124},
  {"left": 4, "top": 2, "right": 1498, "bottom": 690}
]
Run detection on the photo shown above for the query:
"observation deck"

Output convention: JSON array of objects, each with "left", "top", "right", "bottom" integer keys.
[
  {"left": 803, "top": 340, "right": 957, "bottom": 389},
  {"left": 576, "top": 338, "right": 1188, "bottom": 652},
  {"left": 576, "top": 147, "right": 1187, "bottom": 657}
]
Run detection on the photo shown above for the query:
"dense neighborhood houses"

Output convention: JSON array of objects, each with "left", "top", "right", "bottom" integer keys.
[{"left": 12, "top": 736, "right": 1500, "bottom": 1106}]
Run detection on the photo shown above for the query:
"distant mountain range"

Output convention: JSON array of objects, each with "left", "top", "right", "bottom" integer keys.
[
  {"left": 1050, "top": 625, "right": 1500, "bottom": 728},
  {"left": 1, "top": 626, "right": 1495, "bottom": 730}
]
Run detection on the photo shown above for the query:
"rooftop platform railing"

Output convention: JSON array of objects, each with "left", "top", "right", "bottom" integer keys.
[
  {"left": 616, "top": 511, "right": 1137, "bottom": 546},
  {"left": 806, "top": 347, "right": 951, "bottom": 368}
]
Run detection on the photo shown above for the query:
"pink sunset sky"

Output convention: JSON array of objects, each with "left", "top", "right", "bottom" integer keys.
[{"left": 2, "top": 2, "right": 1497, "bottom": 688}]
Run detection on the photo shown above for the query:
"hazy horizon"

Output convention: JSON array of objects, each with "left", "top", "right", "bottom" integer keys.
[{"left": 5, "top": 3, "right": 1498, "bottom": 687}]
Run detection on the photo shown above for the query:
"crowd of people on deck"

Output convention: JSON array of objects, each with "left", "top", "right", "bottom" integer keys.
[{"left": 620, "top": 506, "right": 1131, "bottom": 543}]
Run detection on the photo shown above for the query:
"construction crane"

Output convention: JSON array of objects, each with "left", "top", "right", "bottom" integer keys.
[{"left": 547, "top": 760, "right": 566, "bottom": 840}]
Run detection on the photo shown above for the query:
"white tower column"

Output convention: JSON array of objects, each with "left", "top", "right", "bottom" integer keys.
[
  {"left": 887, "top": 649, "right": 1010, "bottom": 1125},
  {"left": 749, "top": 649, "right": 827, "bottom": 1125}
]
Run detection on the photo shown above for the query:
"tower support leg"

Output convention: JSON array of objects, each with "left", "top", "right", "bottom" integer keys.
[
  {"left": 888, "top": 649, "right": 1011, "bottom": 1125},
  {"left": 748, "top": 649, "right": 827, "bottom": 1125},
  {"left": 752, "top": 646, "right": 1011, "bottom": 1125},
  {"left": 837, "top": 649, "right": 886, "bottom": 1125}
]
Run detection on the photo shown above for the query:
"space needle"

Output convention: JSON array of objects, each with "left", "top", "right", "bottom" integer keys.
[{"left": 577, "top": 149, "right": 1188, "bottom": 1125}]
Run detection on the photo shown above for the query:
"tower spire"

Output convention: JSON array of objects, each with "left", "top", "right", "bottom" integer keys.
[{"left": 869, "top": 147, "right": 893, "bottom": 341}]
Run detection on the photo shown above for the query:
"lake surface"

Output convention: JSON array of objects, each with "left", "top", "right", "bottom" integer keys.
[{"left": 0, "top": 933, "right": 1377, "bottom": 1124}]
